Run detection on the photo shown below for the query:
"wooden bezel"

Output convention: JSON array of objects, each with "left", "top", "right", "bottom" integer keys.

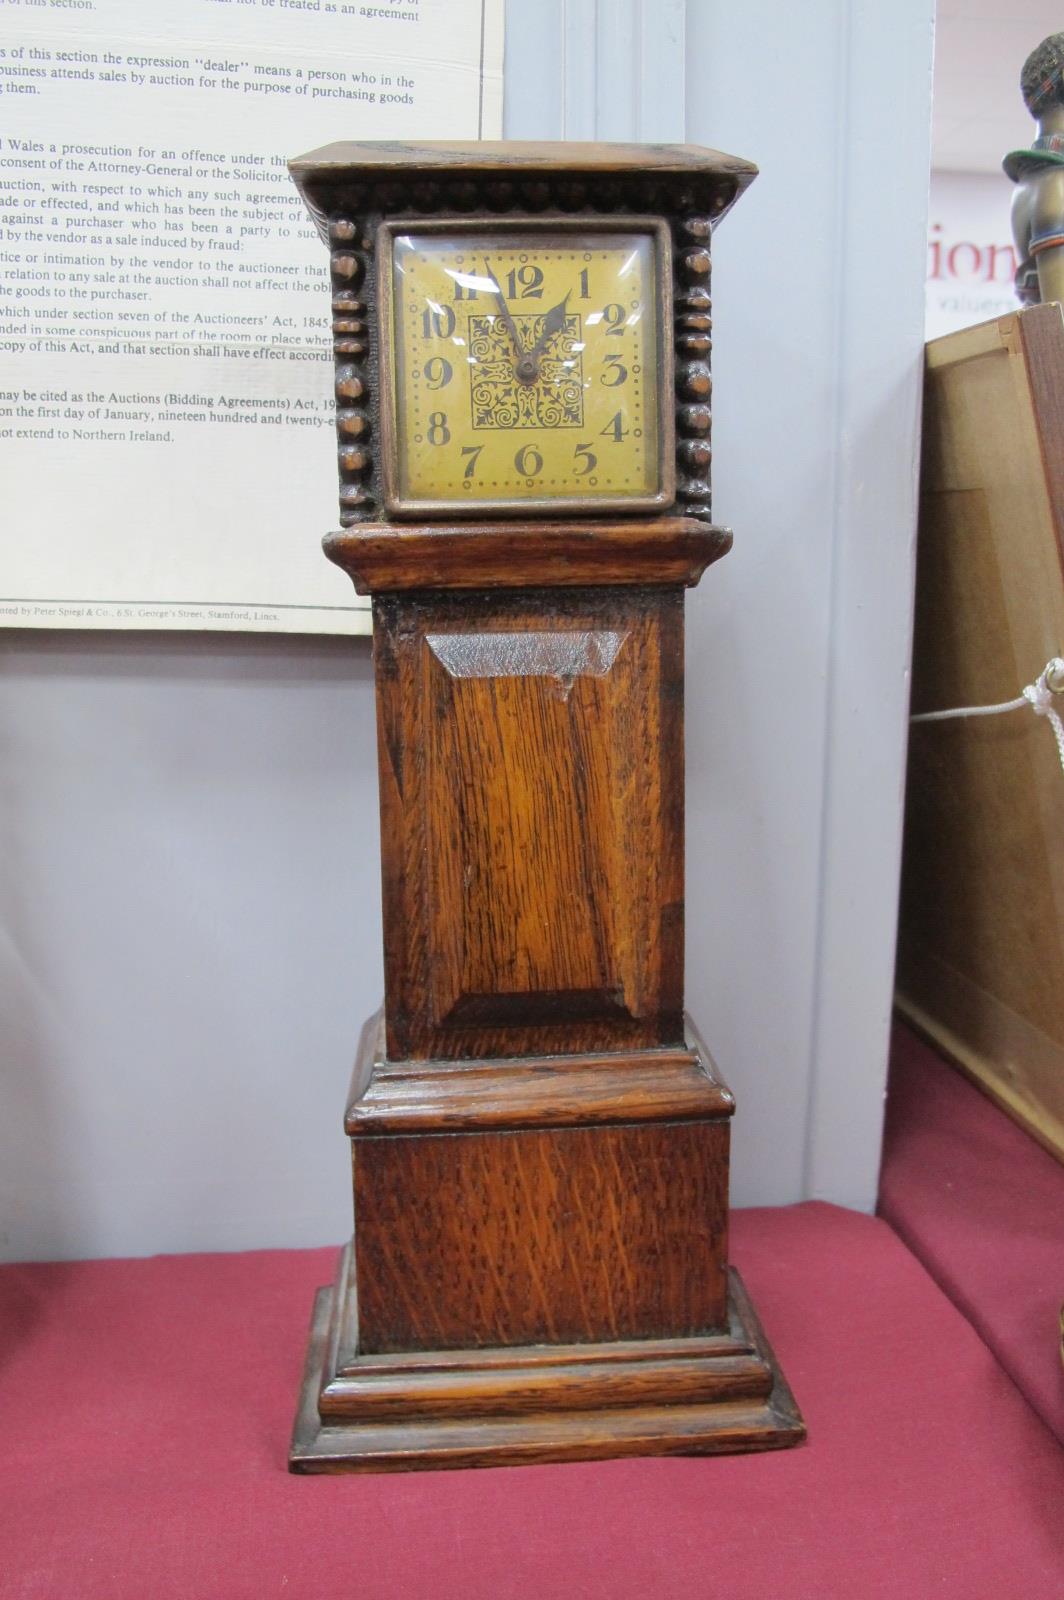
[{"left": 376, "top": 215, "right": 675, "bottom": 520}]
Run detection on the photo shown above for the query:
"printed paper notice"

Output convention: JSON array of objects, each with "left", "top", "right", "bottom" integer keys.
[{"left": 0, "top": 0, "right": 503, "bottom": 633}]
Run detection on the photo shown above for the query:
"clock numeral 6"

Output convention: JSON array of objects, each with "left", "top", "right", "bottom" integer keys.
[
  {"left": 574, "top": 443, "right": 597, "bottom": 476},
  {"left": 600, "top": 354, "right": 627, "bottom": 387},
  {"left": 514, "top": 444, "right": 543, "bottom": 477},
  {"left": 423, "top": 356, "right": 453, "bottom": 390},
  {"left": 427, "top": 411, "right": 450, "bottom": 445}
]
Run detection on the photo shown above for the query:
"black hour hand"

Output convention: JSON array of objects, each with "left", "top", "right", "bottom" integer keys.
[{"left": 529, "top": 292, "right": 571, "bottom": 367}]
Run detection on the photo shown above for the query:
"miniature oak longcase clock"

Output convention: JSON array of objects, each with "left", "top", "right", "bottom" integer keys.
[{"left": 286, "top": 141, "right": 804, "bottom": 1472}]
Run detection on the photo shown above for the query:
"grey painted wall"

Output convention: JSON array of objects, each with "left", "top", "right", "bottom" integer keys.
[
  {"left": 0, "top": 0, "right": 934, "bottom": 1261},
  {"left": 1, "top": 633, "right": 380, "bottom": 1257}
]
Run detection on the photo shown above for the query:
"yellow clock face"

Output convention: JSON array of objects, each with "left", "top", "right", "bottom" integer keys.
[{"left": 382, "top": 223, "right": 671, "bottom": 514}]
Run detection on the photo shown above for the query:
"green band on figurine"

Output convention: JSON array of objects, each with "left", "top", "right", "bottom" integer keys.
[
  {"left": 1005, "top": 32, "right": 1064, "bottom": 304},
  {"left": 1003, "top": 138, "right": 1064, "bottom": 183}
]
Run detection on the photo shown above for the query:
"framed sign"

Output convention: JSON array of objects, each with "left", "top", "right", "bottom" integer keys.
[{"left": 0, "top": 0, "right": 503, "bottom": 635}]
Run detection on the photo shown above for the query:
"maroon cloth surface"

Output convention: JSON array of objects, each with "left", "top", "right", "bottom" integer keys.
[
  {"left": 880, "top": 1023, "right": 1064, "bottom": 1445},
  {"left": 1, "top": 1201, "right": 1062, "bottom": 1599}
]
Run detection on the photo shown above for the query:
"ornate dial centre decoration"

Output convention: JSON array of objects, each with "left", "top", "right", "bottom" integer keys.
[{"left": 468, "top": 311, "right": 584, "bottom": 430}]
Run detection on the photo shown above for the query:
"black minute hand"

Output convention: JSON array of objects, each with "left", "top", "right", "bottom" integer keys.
[{"left": 483, "top": 257, "right": 530, "bottom": 372}]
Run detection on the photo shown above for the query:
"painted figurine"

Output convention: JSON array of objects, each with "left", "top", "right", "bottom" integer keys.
[{"left": 1006, "top": 33, "right": 1064, "bottom": 306}]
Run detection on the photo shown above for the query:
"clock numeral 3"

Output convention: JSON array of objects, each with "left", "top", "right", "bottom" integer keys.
[
  {"left": 600, "top": 354, "right": 627, "bottom": 387},
  {"left": 514, "top": 444, "right": 544, "bottom": 477},
  {"left": 427, "top": 411, "right": 451, "bottom": 445}
]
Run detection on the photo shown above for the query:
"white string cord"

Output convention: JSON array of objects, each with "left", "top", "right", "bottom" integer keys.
[{"left": 910, "top": 656, "right": 1064, "bottom": 774}]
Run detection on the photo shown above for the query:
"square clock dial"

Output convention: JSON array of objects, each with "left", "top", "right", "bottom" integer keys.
[{"left": 380, "top": 220, "right": 674, "bottom": 516}]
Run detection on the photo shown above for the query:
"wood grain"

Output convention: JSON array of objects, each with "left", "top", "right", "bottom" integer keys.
[
  {"left": 344, "top": 1011, "right": 733, "bottom": 1133},
  {"left": 324, "top": 1239, "right": 759, "bottom": 1380},
  {"left": 320, "top": 1352, "right": 770, "bottom": 1421},
  {"left": 373, "top": 585, "right": 686, "bottom": 1062},
  {"left": 290, "top": 140, "right": 758, "bottom": 178},
  {"left": 353, "top": 1118, "right": 729, "bottom": 1353},
  {"left": 290, "top": 1267, "right": 804, "bottom": 1472},
  {"left": 319, "top": 1242, "right": 764, "bottom": 1418},
  {"left": 323, "top": 518, "right": 730, "bottom": 592}
]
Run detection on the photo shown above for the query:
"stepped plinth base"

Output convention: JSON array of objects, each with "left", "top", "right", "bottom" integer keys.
[{"left": 290, "top": 1247, "right": 804, "bottom": 1474}]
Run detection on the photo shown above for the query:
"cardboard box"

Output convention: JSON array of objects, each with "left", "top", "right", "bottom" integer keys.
[{"left": 897, "top": 304, "right": 1064, "bottom": 1165}]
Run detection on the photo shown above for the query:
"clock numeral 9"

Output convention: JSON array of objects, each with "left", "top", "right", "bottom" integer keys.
[
  {"left": 602, "top": 302, "right": 626, "bottom": 335},
  {"left": 421, "top": 304, "right": 456, "bottom": 339},
  {"left": 423, "top": 356, "right": 453, "bottom": 390},
  {"left": 600, "top": 354, "right": 627, "bottom": 387},
  {"left": 574, "top": 443, "right": 597, "bottom": 476},
  {"left": 427, "top": 411, "right": 450, "bottom": 445},
  {"left": 514, "top": 444, "right": 543, "bottom": 477}
]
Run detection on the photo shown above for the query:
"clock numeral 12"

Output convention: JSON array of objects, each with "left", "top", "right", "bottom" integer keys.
[{"left": 505, "top": 265, "right": 544, "bottom": 300}]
